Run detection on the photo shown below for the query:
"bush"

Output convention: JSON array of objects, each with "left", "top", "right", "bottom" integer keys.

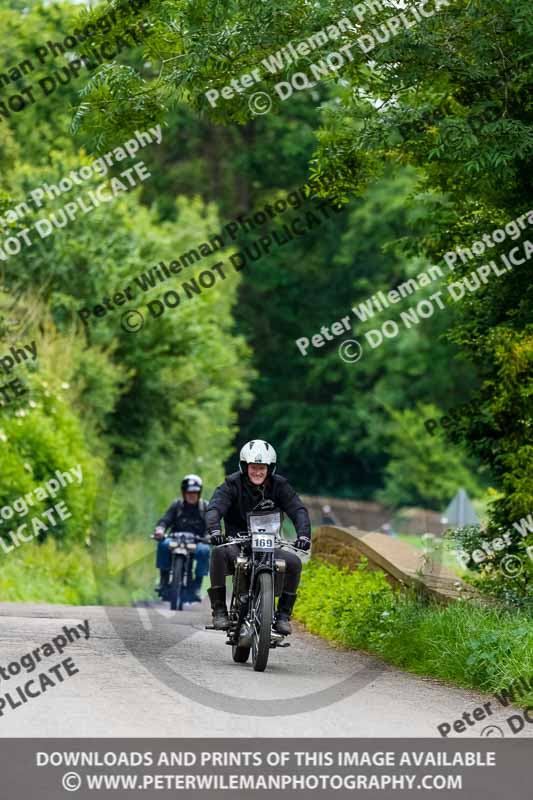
[
  {"left": 0, "top": 536, "right": 154, "bottom": 606},
  {"left": 447, "top": 523, "right": 533, "bottom": 609},
  {"left": 295, "top": 558, "right": 395, "bottom": 649}
]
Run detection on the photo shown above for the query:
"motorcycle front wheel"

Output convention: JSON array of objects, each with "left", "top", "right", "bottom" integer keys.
[
  {"left": 169, "top": 557, "right": 184, "bottom": 611},
  {"left": 251, "top": 571, "right": 273, "bottom": 672}
]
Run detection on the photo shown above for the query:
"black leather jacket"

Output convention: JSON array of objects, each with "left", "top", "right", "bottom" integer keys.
[
  {"left": 156, "top": 499, "right": 208, "bottom": 540},
  {"left": 206, "top": 472, "right": 310, "bottom": 539}
]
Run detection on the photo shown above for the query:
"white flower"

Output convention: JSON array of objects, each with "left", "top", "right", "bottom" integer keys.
[
  {"left": 61, "top": 382, "right": 70, "bottom": 390},
  {"left": 23, "top": 463, "right": 32, "bottom": 472},
  {"left": 0, "top": 430, "right": 7, "bottom": 442}
]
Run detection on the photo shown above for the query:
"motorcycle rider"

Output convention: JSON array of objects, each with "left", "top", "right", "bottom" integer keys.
[
  {"left": 206, "top": 440, "right": 311, "bottom": 635},
  {"left": 153, "top": 474, "right": 209, "bottom": 603}
]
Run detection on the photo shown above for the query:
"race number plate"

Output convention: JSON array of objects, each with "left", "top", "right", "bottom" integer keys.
[{"left": 251, "top": 533, "right": 275, "bottom": 551}]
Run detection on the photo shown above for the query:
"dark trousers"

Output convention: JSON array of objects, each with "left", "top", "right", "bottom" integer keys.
[{"left": 210, "top": 544, "right": 302, "bottom": 593}]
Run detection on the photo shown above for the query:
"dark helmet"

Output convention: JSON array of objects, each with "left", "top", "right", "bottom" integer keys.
[{"left": 181, "top": 474, "right": 203, "bottom": 494}]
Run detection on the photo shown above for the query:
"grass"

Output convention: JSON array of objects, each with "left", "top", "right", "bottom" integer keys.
[
  {"left": 4, "top": 535, "right": 531, "bottom": 705},
  {"left": 294, "top": 559, "right": 533, "bottom": 703},
  {"left": 395, "top": 533, "right": 464, "bottom": 574},
  {"left": 0, "top": 537, "right": 156, "bottom": 606}
]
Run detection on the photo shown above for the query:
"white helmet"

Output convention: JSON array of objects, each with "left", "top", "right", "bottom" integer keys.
[{"left": 239, "top": 440, "right": 277, "bottom": 476}]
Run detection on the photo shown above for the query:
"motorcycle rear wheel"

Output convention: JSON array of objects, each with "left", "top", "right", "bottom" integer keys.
[
  {"left": 169, "top": 558, "right": 184, "bottom": 611},
  {"left": 251, "top": 571, "right": 273, "bottom": 672}
]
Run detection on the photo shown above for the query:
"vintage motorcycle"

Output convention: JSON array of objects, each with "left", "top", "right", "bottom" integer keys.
[
  {"left": 208, "top": 502, "right": 307, "bottom": 672},
  {"left": 156, "top": 531, "right": 198, "bottom": 611}
]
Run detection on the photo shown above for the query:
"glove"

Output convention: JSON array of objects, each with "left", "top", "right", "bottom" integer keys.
[
  {"left": 209, "top": 530, "right": 225, "bottom": 546},
  {"left": 295, "top": 536, "right": 311, "bottom": 552},
  {"left": 153, "top": 527, "right": 165, "bottom": 540}
]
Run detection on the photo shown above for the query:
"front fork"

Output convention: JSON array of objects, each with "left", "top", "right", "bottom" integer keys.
[
  {"left": 170, "top": 553, "right": 192, "bottom": 584},
  {"left": 229, "top": 559, "right": 285, "bottom": 645},
  {"left": 241, "top": 569, "right": 277, "bottom": 645}
]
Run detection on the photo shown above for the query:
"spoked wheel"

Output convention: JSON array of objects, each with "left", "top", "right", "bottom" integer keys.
[
  {"left": 169, "top": 558, "right": 184, "bottom": 611},
  {"left": 251, "top": 572, "right": 273, "bottom": 672}
]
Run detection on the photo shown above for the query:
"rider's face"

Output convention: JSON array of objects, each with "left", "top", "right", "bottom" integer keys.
[
  {"left": 247, "top": 463, "right": 268, "bottom": 485},
  {"left": 184, "top": 491, "right": 200, "bottom": 504}
]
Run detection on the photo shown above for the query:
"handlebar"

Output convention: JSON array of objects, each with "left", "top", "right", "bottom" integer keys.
[
  {"left": 151, "top": 531, "right": 204, "bottom": 541},
  {"left": 215, "top": 533, "right": 309, "bottom": 554}
]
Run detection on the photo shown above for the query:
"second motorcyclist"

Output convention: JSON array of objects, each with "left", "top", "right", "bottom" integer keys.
[{"left": 153, "top": 474, "right": 210, "bottom": 603}]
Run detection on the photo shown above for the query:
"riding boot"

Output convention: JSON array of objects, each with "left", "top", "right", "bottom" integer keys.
[
  {"left": 189, "top": 576, "right": 204, "bottom": 604},
  {"left": 156, "top": 569, "right": 170, "bottom": 596},
  {"left": 208, "top": 586, "right": 229, "bottom": 630},
  {"left": 273, "top": 591, "right": 297, "bottom": 635}
]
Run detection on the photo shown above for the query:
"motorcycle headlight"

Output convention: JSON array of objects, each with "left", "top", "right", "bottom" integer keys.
[
  {"left": 187, "top": 543, "right": 197, "bottom": 551},
  {"left": 168, "top": 541, "right": 179, "bottom": 549}
]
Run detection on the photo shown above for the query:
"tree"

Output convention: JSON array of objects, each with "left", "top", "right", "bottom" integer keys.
[
  {"left": 376, "top": 404, "right": 486, "bottom": 509},
  {"left": 68, "top": 0, "right": 493, "bottom": 500}
]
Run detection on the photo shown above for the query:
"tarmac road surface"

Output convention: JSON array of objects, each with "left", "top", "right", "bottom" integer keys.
[{"left": 0, "top": 601, "right": 529, "bottom": 738}]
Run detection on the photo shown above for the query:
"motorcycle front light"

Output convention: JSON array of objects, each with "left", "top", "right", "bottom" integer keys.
[
  {"left": 187, "top": 543, "right": 197, "bottom": 551},
  {"left": 168, "top": 541, "right": 179, "bottom": 549}
]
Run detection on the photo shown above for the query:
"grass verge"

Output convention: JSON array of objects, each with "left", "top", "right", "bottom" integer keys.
[
  {"left": 0, "top": 538, "right": 155, "bottom": 606},
  {"left": 293, "top": 559, "right": 533, "bottom": 703}
]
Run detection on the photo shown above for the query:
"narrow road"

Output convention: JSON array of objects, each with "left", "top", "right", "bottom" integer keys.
[{"left": 0, "top": 601, "right": 528, "bottom": 738}]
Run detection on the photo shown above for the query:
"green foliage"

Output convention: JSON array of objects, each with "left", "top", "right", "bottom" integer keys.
[
  {"left": 446, "top": 522, "right": 533, "bottom": 608},
  {"left": 0, "top": 536, "right": 154, "bottom": 606},
  {"left": 295, "top": 558, "right": 395, "bottom": 648},
  {"left": 377, "top": 404, "right": 486, "bottom": 508},
  {"left": 0, "top": 2, "right": 253, "bottom": 574},
  {"left": 307, "top": 0, "right": 533, "bottom": 531},
  {"left": 0, "top": 539, "right": 98, "bottom": 605},
  {"left": 0, "top": 298, "right": 104, "bottom": 546},
  {"left": 295, "top": 559, "right": 533, "bottom": 701},
  {"left": 0, "top": 0, "right": 529, "bottom": 610},
  {"left": 67, "top": 0, "right": 492, "bottom": 503},
  {"left": 234, "top": 167, "right": 481, "bottom": 496}
]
